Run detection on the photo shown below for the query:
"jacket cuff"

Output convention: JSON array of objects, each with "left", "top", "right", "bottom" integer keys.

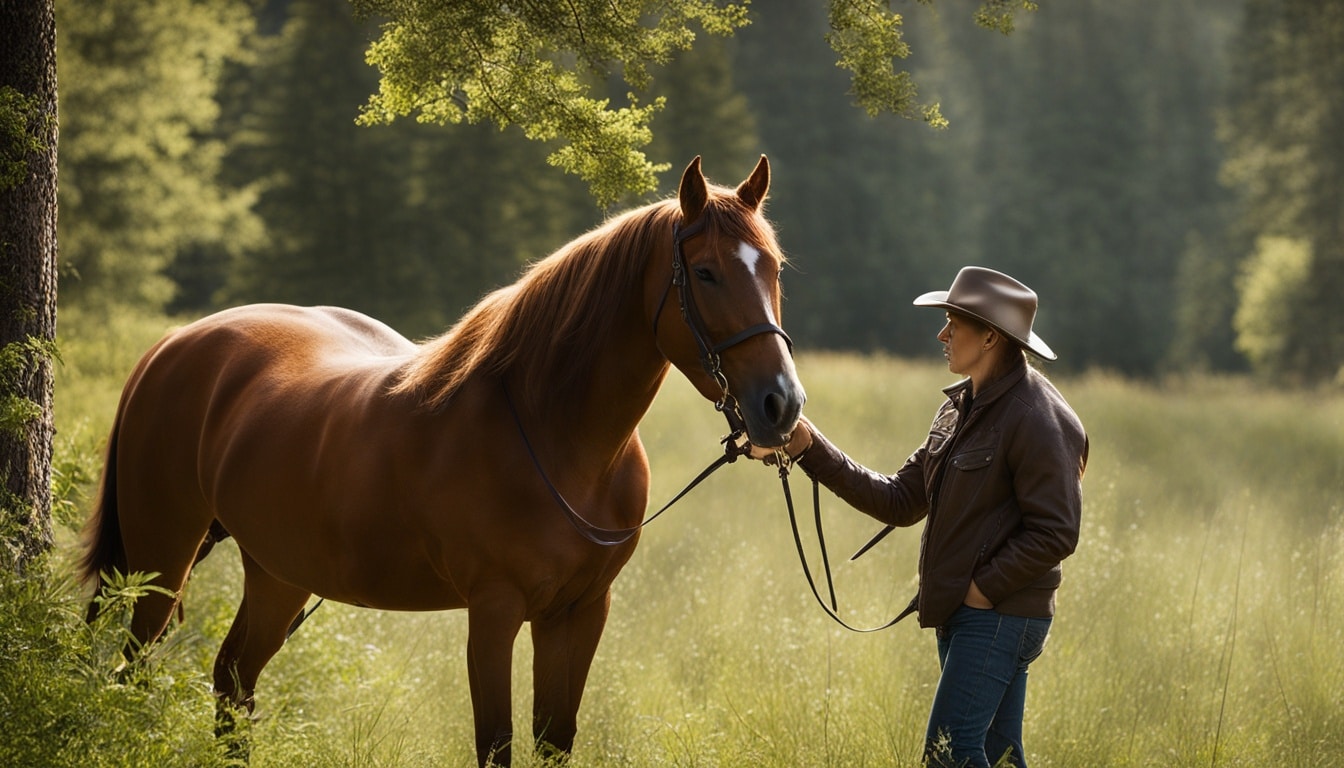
[{"left": 795, "top": 424, "right": 845, "bottom": 482}]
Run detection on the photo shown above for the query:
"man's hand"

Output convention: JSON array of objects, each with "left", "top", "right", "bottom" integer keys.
[
  {"left": 747, "top": 417, "right": 813, "bottom": 465},
  {"left": 964, "top": 579, "right": 994, "bottom": 610}
]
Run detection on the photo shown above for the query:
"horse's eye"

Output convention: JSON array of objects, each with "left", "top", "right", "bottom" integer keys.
[{"left": 693, "top": 267, "right": 716, "bottom": 284}]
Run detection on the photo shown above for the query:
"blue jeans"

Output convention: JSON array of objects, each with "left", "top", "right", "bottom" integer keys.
[{"left": 925, "top": 606, "right": 1052, "bottom": 768}]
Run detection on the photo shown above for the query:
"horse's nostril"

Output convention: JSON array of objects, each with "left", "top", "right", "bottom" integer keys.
[{"left": 763, "top": 391, "right": 786, "bottom": 427}]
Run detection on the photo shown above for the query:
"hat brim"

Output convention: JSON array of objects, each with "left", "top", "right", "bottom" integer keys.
[{"left": 914, "top": 291, "right": 1058, "bottom": 361}]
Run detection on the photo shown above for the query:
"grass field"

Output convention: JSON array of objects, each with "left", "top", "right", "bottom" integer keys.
[{"left": 25, "top": 313, "right": 1344, "bottom": 767}]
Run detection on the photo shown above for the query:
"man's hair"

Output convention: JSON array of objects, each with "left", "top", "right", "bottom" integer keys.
[{"left": 949, "top": 310, "right": 1026, "bottom": 358}]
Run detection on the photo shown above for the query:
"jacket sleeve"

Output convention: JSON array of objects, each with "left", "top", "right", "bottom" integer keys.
[
  {"left": 796, "top": 424, "right": 929, "bottom": 528},
  {"left": 973, "top": 400, "right": 1089, "bottom": 605}
]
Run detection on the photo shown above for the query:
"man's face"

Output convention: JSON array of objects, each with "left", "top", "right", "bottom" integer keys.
[{"left": 937, "top": 312, "right": 992, "bottom": 378}]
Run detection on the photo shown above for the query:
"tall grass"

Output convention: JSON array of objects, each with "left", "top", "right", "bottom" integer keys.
[{"left": 26, "top": 322, "right": 1344, "bottom": 767}]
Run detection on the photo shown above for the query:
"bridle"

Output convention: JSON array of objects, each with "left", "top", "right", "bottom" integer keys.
[
  {"left": 651, "top": 215, "right": 793, "bottom": 433},
  {"left": 504, "top": 213, "right": 791, "bottom": 547}
]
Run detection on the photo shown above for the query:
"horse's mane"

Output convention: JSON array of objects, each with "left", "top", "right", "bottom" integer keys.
[{"left": 393, "top": 187, "right": 780, "bottom": 413}]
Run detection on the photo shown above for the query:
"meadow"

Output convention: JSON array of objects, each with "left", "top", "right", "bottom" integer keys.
[{"left": 8, "top": 310, "right": 1342, "bottom": 767}]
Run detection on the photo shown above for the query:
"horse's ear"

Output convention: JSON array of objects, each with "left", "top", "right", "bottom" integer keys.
[
  {"left": 735, "top": 155, "right": 770, "bottom": 211},
  {"left": 679, "top": 156, "right": 708, "bottom": 225}
]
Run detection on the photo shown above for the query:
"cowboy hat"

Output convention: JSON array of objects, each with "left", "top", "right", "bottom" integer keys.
[{"left": 913, "top": 266, "right": 1057, "bottom": 361}]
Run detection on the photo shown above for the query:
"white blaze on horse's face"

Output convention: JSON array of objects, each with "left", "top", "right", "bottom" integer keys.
[
  {"left": 735, "top": 241, "right": 780, "bottom": 325},
  {"left": 737, "top": 241, "right": 761, "bottom": 277}
]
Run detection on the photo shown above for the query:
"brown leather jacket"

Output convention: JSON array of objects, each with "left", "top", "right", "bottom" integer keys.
[{"left": 798, "top": 355, "right": 1088, "bottom": 628}]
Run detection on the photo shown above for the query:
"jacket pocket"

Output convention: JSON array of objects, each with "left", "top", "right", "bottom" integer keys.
[{"left": 949, "top": 447, "right": 994, "bottom": 472}]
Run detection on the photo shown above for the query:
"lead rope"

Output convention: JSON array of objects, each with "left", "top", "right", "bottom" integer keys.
[{"left": 777, "top": 457, "right": 914, "bottom": 633}]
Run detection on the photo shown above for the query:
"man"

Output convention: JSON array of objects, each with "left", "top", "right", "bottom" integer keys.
[{"left": 762, "top": 266, "right": 1088, "bottom": 766}]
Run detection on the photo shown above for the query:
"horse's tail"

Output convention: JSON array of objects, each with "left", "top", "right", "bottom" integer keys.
[{"left": 80, "top": 415, "right": 127, "bottom": 622}]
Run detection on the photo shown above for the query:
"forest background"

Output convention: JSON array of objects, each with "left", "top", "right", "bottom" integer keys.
[
  {"left": 2, "top": 2, "right": 1342, "bottom": 765},
  {"left": 53, "top": 0, "right": 1344, "bottom": 386}
]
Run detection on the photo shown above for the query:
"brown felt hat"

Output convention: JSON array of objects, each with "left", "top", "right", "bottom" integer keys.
[{"left": 913, "top": 266, "right": 1057, "bottom": 361}]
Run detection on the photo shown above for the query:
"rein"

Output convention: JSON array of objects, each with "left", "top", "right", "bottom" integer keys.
[
  {"left": 502, "top": 383, "right": 752, "bottom": 547},
  {"left": 775, "top": 459, "right": 916, "bottom": 632}
]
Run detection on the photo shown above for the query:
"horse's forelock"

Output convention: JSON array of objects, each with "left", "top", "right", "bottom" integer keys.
[{"left": 700, "top": 187, "right": 783, "bottom": 263}]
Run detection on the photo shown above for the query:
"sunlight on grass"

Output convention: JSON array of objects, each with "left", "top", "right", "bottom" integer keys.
[{"left": 43, "top": 337, "right": 1344, "bottom": 766}]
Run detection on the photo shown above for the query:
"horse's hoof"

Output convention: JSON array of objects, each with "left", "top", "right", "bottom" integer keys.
[{"left": 215, "top": 696, "right": 255, "bottom": 763}]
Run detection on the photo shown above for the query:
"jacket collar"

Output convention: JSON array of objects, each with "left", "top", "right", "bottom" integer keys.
[{"left": 941, "top": 354, "right": 1029, "bottom": 413}]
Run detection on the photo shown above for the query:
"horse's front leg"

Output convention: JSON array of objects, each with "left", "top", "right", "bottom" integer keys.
[
  {"left": 530, "top": 590, "right": 611, "bottom": 761},
  {"left": 467, "top": 588, "right": 527, "bottom": 767}
]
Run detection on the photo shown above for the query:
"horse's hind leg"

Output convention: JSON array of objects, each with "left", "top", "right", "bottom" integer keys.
[
  {"left": 530, "top": 591, "right": 611, "bottom": 760},
  {"left": 212, "top": 551, "right": 311, "bottom": 755},
  {"left": 116, "top": 512, "right": 215, "bottom": 652}
]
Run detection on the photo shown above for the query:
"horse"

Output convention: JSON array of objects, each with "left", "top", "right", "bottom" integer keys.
[{"left": 79, "top": 155, "right": 805, "bottom": 766}]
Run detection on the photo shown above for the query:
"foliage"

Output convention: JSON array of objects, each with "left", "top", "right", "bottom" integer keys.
[
  {"left": 0, "top": 560, "right": 235, "bottom": 768},
  {"left": 0, "top": 336, "right": 58, "bottom": 437},
  {"left": 1233, "top": 235, "right": 1313, "bottom": 379},
  {"left": 55, "top": 0, "right": 263, "bottom": 312},
  {"left": 0, "top": 334, "right": 60, "bottom": 569},
  {"left": 827, "top": 0, "right": 943, "bottom": 126},
  {"left": 974, "top": 0, "right": 1040, "bottom": 34},
  {"left": 351, "top": 0, "right": 1031, "bottom": 205},
  {"left": 351, "top": 0, "right": 751, "bottom": 205},
  {"left": 3, "top": 397, "right": 231, "bottom": 766},
  {"left": 0, "top": 85, "right": 49, "bottom": 190}
]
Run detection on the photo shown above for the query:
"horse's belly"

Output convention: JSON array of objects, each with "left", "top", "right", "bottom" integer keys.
[
  {"left": 226, "top": 509, "right": 467, "bottom": 611},
  {"left": 229, "top": 502, "right": 631, "bottom": 617}
]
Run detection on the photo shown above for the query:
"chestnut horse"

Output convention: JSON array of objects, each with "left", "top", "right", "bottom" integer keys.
[{"left": 80, "top": 156, "right": 805, "bottom": 766}]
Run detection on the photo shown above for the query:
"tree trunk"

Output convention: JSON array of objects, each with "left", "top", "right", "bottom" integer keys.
[{"left": 0, "top": 0, "right": 59, "bottom": 571}]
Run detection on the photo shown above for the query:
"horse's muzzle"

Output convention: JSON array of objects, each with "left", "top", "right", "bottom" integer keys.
[{"left": 738, "top": 373, "right": 806, "bottom": 448}]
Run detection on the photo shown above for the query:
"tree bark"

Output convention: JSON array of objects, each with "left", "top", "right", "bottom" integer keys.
[{"left": 0, "top": 0, "right": 59, "bottom": 571}]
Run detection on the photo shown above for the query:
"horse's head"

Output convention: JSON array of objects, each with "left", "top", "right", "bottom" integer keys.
[{"left": 653, "top": 156, "right": 806, "bottom": 448}]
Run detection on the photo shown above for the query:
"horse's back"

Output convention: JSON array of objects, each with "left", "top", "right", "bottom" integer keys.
[
  {"left": 113, "top": 304, "right": 414, "bottom": 506},
  {"left": 165, "top": 303, "right": 415, "bottom": 365}
]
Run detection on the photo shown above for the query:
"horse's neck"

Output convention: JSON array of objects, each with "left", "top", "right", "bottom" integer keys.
[
  {"left": 562, "top": 317, "right": 669, "bottom": 456},
  {"left": 505, "top": 279, "right": 668, "bottom": 466}
]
